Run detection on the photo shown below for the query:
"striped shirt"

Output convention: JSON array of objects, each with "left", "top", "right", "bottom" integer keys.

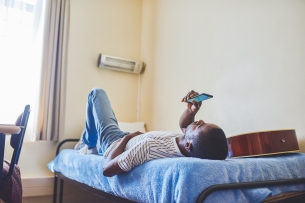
[{"left": 104, "top": 131, "right": 184, "bottom": 171}]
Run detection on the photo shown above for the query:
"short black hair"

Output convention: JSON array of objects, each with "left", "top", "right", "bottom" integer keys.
[{"left": 190, "top": 127, "right": 228, "bottom": 160}]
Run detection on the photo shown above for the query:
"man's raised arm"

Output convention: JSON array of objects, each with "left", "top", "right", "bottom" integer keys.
[{"left": 179, "top": 90, "right": 202, "bottom": 133}]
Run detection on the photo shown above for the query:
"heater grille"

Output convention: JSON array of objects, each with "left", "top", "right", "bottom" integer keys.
[
  {"left": 98, "top": 54, "right": 145, "bottom": 74},
  {"left": 105, "top": 57, "right": 136, "bottom": 71}
]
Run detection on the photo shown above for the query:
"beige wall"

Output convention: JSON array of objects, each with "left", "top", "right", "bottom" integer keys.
[
  {"left": 140, "top": 0, "right": 305, "bottom": 152},
  {"left": 5, "top": 0, "right": 305, "bottom": 183},
  {"left": 64, "top": 0, "right": 142, "bottom": 139},
  {"left": 5, "top": 0, "right": 143, "bottom": 178}
]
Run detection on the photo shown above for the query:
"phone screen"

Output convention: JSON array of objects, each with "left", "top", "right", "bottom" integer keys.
[{"left": 187, "top": 93, "right": 213, "bottom": 103}]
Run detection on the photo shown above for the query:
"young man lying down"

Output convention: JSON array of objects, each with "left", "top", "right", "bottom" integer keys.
[{"left": 75, "top": 88, "right": 228, "bottom": 177}]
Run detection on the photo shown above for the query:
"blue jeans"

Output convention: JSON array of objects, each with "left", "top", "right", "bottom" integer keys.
[{"left": 81, "top": 88, "right": 129, "bottom": 155}]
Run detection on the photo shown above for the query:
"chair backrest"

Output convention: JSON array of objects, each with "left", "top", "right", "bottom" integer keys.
[{"left": 2, "top": 105, "right": 30, "bottom": 184}]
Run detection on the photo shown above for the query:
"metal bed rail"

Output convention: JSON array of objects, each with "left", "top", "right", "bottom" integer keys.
[{"left": 196, "top": 178, "right": 305, "bottom": 202}]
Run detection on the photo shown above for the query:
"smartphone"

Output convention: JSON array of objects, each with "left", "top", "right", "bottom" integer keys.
[{"left": 187, "top": 93, "right": 213, "bottom": 103}]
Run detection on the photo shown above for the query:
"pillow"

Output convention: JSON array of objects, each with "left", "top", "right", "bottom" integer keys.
[{"left": 118, "top": 122, "right": 146, "bottom": 133}]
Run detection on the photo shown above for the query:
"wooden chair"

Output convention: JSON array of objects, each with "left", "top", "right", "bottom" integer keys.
[{"left": 0, "top": 105, "right": 31, "bottom": 198}]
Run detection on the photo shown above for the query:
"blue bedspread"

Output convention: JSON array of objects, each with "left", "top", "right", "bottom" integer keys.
[{"left": 48, "top": 150, "right": 305, "bottom": 203}]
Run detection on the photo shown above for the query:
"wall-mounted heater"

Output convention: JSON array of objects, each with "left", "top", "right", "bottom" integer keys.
[{"left": 97, "top": 54, "right": 145, "bottom": 74}]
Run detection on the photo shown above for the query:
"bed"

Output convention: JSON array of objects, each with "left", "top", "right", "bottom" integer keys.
[{"left": 48, "top": 123, "right": 305, "bottom": 203}]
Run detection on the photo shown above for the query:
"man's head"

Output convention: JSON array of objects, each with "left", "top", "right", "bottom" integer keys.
[{"left": 184, "top": 120, "right": 228, "bottom": 160}]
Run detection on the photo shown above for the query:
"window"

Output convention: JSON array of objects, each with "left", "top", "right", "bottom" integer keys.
[{"left": 0, "top": 0, "right": 45, "bottom": 141}]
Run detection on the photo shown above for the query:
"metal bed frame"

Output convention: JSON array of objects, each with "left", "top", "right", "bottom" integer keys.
[{"left": 53, "top": 139, "right": 305, "bottom": 203}]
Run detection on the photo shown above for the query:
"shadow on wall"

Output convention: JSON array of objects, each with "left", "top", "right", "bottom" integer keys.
[{"left": 298, "top": 138, "right": 305, "bottom": 153}]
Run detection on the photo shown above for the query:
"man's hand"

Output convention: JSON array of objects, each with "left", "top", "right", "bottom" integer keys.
[
  {"left": 102, "top": 131, "right": 143, "bottom": 177},
  {"left": 181, "top": 90, "right": 202, "bottom": 113},
  {"left": 124, "top": 131, "right": 143, "bottom": 139},
  {"left": 179, "top": 90, "right": 202, "bottom": 133}
]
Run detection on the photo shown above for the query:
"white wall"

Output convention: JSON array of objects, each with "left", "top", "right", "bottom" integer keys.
[{"left": 140, "top": 0, "right": 305, "bottom": 152}]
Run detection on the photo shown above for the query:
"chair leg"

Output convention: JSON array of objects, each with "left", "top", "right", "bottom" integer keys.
[
  {"left": 53, "top": 175, "right": 58, "bottom": 203},
  {"left": 59, "top": 179, "right": 64, "bottom": 203}
]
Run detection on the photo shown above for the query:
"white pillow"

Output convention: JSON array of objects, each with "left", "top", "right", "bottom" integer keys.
[{"left": 118, "top": 121, "right": 146, "bottom": 133}]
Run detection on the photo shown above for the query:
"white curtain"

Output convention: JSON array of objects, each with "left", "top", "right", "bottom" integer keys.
[
  {"left": 34, "top": 0, "right": 69, "bottom": 141},
  {"left": 0, "top": 0, "right": 46, "bottom": 142}
]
